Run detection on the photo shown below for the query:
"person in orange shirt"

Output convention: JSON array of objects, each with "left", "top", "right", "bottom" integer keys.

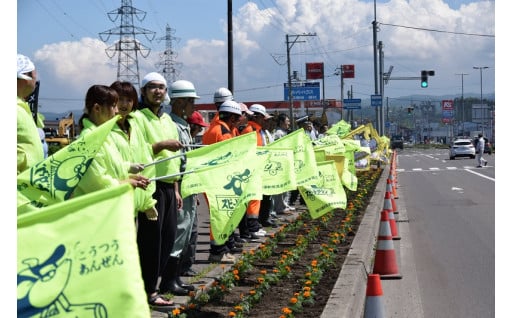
[
  {"left": 239, "top": 104, "right": 273, "bottom": 240},
  {"left": 202, "top": 100, "right": 244, "bottom": 263}
]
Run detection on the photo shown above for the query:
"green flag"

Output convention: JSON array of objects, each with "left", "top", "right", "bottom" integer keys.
[
  {"left": 268, "top": 129, "right": 318, "bottom": 186},
  {"left": 326, "top": 120, "right": 351, "bottom": 137},
  {"left": 17, "top": 116, "right": 120, "bottom": 214},
  {"left": 185, "top": 132, "right": 257, "bottom": 172},
  {"left": 298, "top": 160, "right": 347, "bottom": 219},
  {"left": 17, "top": 184, "right": 150, "bottom": 317},
  {"left": 198, "top": 164, "right": 263, "bottom": 244},
  {"left": 257, "top": 147, "right": 296, "bottom": 195}
]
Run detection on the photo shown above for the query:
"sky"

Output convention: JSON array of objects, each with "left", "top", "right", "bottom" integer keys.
[{"left": 16, "top": 0, "right": 497, "bottom": 114}]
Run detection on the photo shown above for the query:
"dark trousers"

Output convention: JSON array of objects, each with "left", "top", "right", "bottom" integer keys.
[
  {"left": 137, "top": 181, "right": 178, "bottom": 295},
  {"left": 258, "top": 195, "right": 273, "bottom": 223}
]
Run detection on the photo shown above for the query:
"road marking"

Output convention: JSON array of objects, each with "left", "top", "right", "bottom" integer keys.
[
  {"left": 446, "top": 167, "right": 457, "bottom": 170},
  {"left": 429, "top": 167, "right": 440, "bottom": 171},
  {"left": 465, "top": 168, "right": 495, "bottom": 181},
  {"left": 412, "top": 168, "right": 423, "bottom": 171}
]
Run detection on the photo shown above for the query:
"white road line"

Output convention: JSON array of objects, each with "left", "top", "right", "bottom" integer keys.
[
  {"left": 465, "top": 168, "right": 495, "bottom": 181},
  {"left": 412, "top": 168, "right": 423, "bottom": 171},
  {"left": 429, "top": 167, "right": 440, "bottom": 170},
  {"left": 446, "top": 167, "right": 457, "bottom": 170}
]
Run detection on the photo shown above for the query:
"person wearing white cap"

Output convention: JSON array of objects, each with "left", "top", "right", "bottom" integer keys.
[
  {"left": 159, "top": 80, "right": 201, "bottom": 296},
  {"left": 202, "top": 100, "right": 243, "bottom": 263},
  {"left": 203, "top": 87, "right": 234, "bottom": 137},
  {"left": 17, "top": 54, "right": 44, "bottom": 174},
  {"left": 238, "top": 104, "right": 275, "bottom": 239},
  {"left": 131, "top": 71, "right": 184, "bottom": 308}
]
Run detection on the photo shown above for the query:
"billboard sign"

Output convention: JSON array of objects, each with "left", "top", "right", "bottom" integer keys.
[
  {"left": 283, "top": 82, "right": 321, "bottom": 101},
  {"left": 306, "top": 62, "right": 324, "bottom": 79},
  {"left": 342, "top": 64, "right": 355, "bottom": 78},
  {"left": 442, "top": 100, "right": 454, "bottom": 123}
]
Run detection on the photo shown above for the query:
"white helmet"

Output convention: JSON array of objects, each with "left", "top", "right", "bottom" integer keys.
[
  {"left": 218, "top": 100, "right": 242, "bottom": 115},
  {"left": 170, "top": 80, "right": 200, "bottom": 99},
  {"left": 213, "top": 87, "right": 233, "bottom": 103},
  {"left": 249, "top": 104, "right": 272, "bottom": 119}
]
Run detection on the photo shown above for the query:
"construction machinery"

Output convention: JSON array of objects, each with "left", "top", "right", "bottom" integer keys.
[{"left": 45, "top": 113, "right": 76, "bottom": 154}]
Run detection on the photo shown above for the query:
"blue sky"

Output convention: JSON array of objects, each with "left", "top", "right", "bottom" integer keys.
[{"left": 16, "top": 0, "right": 496, "bottom": 114}]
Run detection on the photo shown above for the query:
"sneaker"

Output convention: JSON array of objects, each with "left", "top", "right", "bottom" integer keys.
[
  {"left": 235, "top": 236, "right": 249, "bottom": 244},
  {"left": 233, "top": 241, "right": 244, "bottom": 248},
  {"left": 241, "top": 233, "right": 263, "bottom": 241},
  {"left": 208, "top": 252, "right": 236, "bottom": 264},
  {"left": 251, "top": 229, "right": 266, "bottom": 237},
  {"left": 484, "top": 161, "right": 488, "bottom": 166},
  {"left": 476, "top": 165, "right": 482, "bottom": 168},
  {"left": 284, "top": 206, "right": 296, "bottom": 211}
]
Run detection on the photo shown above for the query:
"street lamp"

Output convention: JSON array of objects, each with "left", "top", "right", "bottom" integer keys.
[
  {"left": 473, "top": 66, "right": 488, "bottom": 134},
  {"left": 455, "top": 73, "right": 468, "bottom": 136}
]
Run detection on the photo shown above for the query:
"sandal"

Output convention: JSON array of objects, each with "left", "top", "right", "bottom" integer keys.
[{"left": 148, "top": 294, "right": 175, "bottom": 311}]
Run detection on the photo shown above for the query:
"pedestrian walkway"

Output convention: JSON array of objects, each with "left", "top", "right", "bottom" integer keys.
[{"left": 150, "top": 196, "right": 308, "bottom": 317}]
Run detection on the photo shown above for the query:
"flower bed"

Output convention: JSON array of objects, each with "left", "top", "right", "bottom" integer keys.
[{"left": 169, "top": 167, "right": 383, "bottom": 318}]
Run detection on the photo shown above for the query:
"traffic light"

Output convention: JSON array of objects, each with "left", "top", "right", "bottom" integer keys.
[
  {"left": 421, "top": 70, "right": 428, "bottom": 88},
  {"left": 420, "top": 70, "right": 435, "bottom": 88}
]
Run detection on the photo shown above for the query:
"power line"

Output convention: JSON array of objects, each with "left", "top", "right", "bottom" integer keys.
[{"left": 379, "top": 22, "right": 495, "bottom": 38}]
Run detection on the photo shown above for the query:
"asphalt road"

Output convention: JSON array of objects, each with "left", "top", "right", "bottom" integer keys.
[{"left": 383, "top": 148, "right": 495, "bottom": 318}]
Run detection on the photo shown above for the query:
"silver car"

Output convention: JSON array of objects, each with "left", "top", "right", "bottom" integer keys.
[{"left": 449, "top": 139, "right": 476, "bottom": 160}]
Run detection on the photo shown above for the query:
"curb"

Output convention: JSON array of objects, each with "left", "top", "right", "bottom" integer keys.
[{"left": 320, "top": 164, "right": 389, "bottom": 318}]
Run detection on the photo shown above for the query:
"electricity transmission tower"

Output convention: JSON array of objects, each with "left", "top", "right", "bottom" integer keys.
[
  {"left": 155, "top": 24, "right": 182, "bottom": 85},
  {"left": 99, "top": 0, "right": 155, "bottom": 90}
]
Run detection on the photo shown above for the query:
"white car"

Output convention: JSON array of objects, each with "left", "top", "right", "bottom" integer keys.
[{"left": 449, "top": 139, "right": 476, "bottom": 160}]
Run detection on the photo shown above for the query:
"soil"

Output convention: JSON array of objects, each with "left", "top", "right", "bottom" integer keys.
[{"left": 177, "top": 168, "right": 381, "bottom": 318}]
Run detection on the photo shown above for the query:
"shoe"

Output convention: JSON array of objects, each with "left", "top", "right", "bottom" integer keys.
[
  {"left": 208, "top": 252, "right": 236, "bottom": 264},
  {"left": 148, "top": 294, "right": 175, "bottom": 312},
  {"left": 229, "top": 246, "right": 243, "bottom": 253},
  {"left": 251, "top": 229, "right": 266, "bottom": 238},
  {"left": 476, "top": 165, "right": 482, "bottom": 168},
  {"left": 181, "top": 269, "right": 198, "bottom": 277},
  {"left": 235, "top": 237, "right": 249, "bottom": 244},
  {"left": 284, "top": 206, "right": 296, "bottom": 211},
  {"left": 240, "top": 233, "right": 262, "bottom": 241},
  {"left": 233, "top": 241, "right": 244, "bottom": 248},
  {"left": 484, "top": 161, "right": 488, "bottom": 166},
  {"left": 260, "top": 220, "right": 279, "bottom": 228}
]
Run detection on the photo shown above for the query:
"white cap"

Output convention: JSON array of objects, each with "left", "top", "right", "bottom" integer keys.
[
  {"left": 218, "top": 100, "right": 242, "bottom": 115},
  {"left": 17, "top": 54, "right": 35, "bottom": 80},
  {"left": 249, "top": 104, "right": 272, "bottom": 119},
  {"left": 141, "top": 72, "right": 167, "bottom": 88},
  {"left": 213, "top": 87, "right": 233, "bottom": 103},
  {"left": 239, "top": 103, "right": 254, "bottom": 115}
]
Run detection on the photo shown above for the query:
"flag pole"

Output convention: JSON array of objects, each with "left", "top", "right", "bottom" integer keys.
[{"left": 143, "top": 153, "right": 183, "bottom": 168}]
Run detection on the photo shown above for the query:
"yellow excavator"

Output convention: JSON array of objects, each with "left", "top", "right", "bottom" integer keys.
[{"left": 45, "top": 112, "right": 76, "bottom": 153}]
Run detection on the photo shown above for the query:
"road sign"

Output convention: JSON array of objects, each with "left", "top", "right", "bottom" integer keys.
[
  {"left": 343, "top": 98, "right": 361, "bottom": 110},
  {"left": 342, "top": 64, "right": 355, "bottom": 78},
  {"left": 371, "top": 95, "right": 382, "bottom": 107},
  {"left": 284, "top": 82, "right": 320, "bottom": 101}
]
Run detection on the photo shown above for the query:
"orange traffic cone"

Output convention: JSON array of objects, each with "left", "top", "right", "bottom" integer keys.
[
  {"left": 383, "top": 191, "right": 397, "bottom": 215},
  {"left": 373, "top": 211, "right": 402, "bottom": 279},
  {"left": 364, "top": 274, "right": 386, "bottom": 318},
  {"left": 386, "top": 209, "right": 400, "bottom": 240},
  {"left": 388, "top": 172, "right": 398, "bottom": 199}
]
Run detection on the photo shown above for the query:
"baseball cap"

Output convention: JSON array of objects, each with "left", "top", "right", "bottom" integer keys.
[
  {"left": 249, "top": 104, "right": 272, "bottom": 119},
  {"left": 187, "top": 111, "right": 209, "bottom": 127}
]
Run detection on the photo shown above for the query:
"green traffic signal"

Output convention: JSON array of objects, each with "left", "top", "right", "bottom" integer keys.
[{"left": 421, "top": 70, "right": 428, "bottom": 88}]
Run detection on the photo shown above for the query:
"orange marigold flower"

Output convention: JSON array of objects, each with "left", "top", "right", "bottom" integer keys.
[
  {"left": 294, "top": 292, "right": 300, "bottom": 297},
  {"left": 303, "top": 291, "right": 311, "bottom": 297},
  {"left": 303, "top": 286, "right": 311, "bottom": 291},
  {"left": 257, "top": 277, "right": 265, "bottom": 283},
  {"left": 249, "top": 290, "right": 256, "bottom": 295},
  {"left": 233, "top": 269, "right": 239, "bottom": 275},
  {"left": 228, "top": 312, "right": 236, "bottom": 317},
  {"left": 305, "top": 272, "right": 311, "bottom": 277},
  {"left": 172, "top": 308, "right": 181, "bottom": 316},
  {"left": 260, "top": 269, "right": 267, "bottom": 275},
  {"left": 282, "top": 307, "right": 293, "bottom": 314},
  {"left": 273, "top": 269, "right": 279, "bottom": 273},
  {"left": 188, "top": 303, "right": 196, "bottom": 309},
  {"left": 305, "top": 280, "right": 312, "bottom": 285},
  {"left": 290, "top": 297, "right": 298, "bottom": 304},
  {"left": 285, "top": 266, "right": 291, "bottom": 272},
  {"left": 311, "top": 260, "right": 318, "bottom": 267},
  {"left": 234, "top": 305, "right": 243, "bottom": 311},
  {"left": 234, "top": 274, "right": 240, "bottom": 280}
]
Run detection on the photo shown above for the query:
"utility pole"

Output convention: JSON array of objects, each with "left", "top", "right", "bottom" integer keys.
[
  {"left": 99, "top": 0, "right": 155, "bottom": 91},
  {"left": 335, "top": 65, "right": 344, "bottom": 121},
  {"left": 473, "top": 66, "right": 489, "bottom": 135},
  {"left": 227, "top": 0, "right": 234, "bottom": 93},
  {"left": 372, "top": 0, "right": 379, "bottom": 134},
  {"left": 286, "top": 33, "right": 316, "bottom": 130},
  {"left": 455, "top": 73, "right": 468, "bottom": 136},
  {"left": 155, "top": 24, "right": 182, "bottom": 85}
]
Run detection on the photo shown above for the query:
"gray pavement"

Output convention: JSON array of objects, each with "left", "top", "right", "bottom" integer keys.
[{"left": 151, "top": 165, "right": 391, "bottom": 317}]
